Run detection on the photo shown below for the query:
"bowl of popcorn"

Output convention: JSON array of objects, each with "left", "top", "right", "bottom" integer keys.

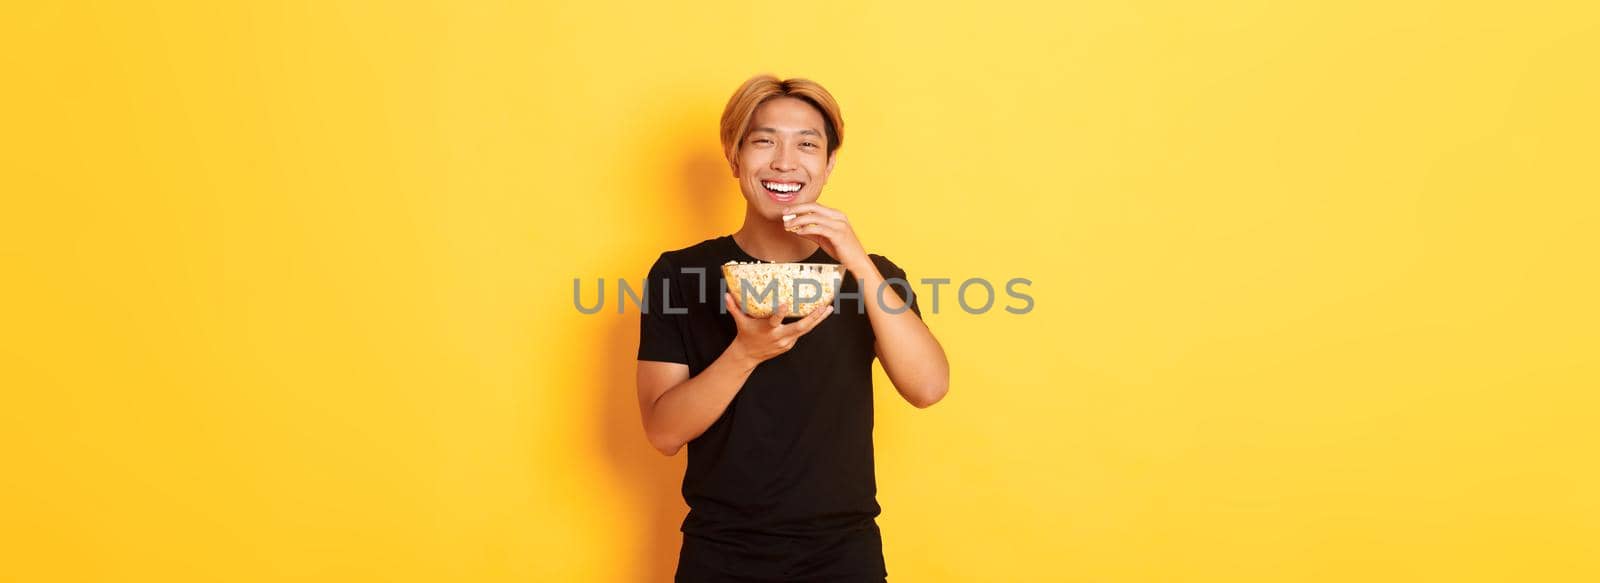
[{"left": 722, "top": 260, "right": 845, "bottom": 318}]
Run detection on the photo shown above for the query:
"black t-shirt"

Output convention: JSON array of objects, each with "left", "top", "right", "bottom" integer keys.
[{"left": 638, "top": 235, "right": 920, "bottom": 582}]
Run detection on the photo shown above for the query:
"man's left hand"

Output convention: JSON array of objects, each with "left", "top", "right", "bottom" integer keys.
[{"left": 781, "top": 202, "right": 872, "bottom": 274}]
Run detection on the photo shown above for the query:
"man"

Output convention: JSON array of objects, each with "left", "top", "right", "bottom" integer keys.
[{"left": 637, "top": 74, "right": 950, "bottom": 582}]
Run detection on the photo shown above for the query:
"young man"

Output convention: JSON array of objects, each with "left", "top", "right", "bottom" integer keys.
[{"left": 636, "top": 74, "right": 950, "bottom": 582}]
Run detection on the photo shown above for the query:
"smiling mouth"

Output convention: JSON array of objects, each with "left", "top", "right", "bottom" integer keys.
[{"left": 762, "top": 180, "right": 805, "bottom": 202}]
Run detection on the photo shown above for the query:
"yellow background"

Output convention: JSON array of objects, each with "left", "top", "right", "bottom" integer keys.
[{"left": 3, "top": 1, "right": 1596, "bottom": 581}]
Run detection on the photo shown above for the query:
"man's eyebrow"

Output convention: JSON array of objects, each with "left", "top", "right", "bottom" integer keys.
[{"left": 751, "top": 126, "right": 823, "bottom": 137}]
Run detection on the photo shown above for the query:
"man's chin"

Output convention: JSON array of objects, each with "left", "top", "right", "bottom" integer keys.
[{"left": 746, "top": 199, "right": 803, "bottom": 221}]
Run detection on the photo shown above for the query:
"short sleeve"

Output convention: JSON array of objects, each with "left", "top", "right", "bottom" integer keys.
[
  {"left": 870, "top": 254, "right": 922, "bottom": 319},
  {"left": 637, "top": 253, "right": 690, "bottom": 364}
]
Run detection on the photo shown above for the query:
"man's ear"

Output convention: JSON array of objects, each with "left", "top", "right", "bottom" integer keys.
[
  {"left": 729, "top": 160, "right": 740, "bottom": 179},
  {"left": 823, "top": 152, "right": 837, "bottom": 182}
]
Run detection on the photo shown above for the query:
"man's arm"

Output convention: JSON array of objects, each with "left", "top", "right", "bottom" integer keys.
[
  {"left": 779, "top": 202, "right": 951, "bottom": 409},
  {"left": 858, "top": 263, "right": 950, "bottom": 409},
  {"left": 637, "top": 295, "right": 833, "bottom": 456},
  {"left": 636, "top": 348, "right": 758, "bottom": 456}
]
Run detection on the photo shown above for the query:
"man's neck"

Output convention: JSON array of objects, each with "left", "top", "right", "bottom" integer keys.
[{"left": 732, "top": 207, "right": 820, "bottom": 263}]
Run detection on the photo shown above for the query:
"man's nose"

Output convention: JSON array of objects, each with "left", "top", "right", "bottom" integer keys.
[{"left": 770, "top": 147, "right": 797, "bottom": 171}]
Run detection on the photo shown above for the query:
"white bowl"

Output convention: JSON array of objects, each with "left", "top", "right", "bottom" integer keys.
[{"left": 722, "top": 261, "right": 845, "bottom": 318}]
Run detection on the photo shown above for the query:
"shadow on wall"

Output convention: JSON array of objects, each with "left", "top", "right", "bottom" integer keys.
[{"left": 593, "top": 107, "right": 733, "bottom": 582}]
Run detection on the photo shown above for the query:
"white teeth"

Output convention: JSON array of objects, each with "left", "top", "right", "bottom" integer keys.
[{"left": 763, "top": 181, "right": 802, "bottom": 193}]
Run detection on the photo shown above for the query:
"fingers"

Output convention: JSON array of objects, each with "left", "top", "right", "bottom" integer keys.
[
  {"left": 785, "top": 220, "right": 841, "bottom": 238},
  {"left": 787, "top": 303, "right": 835, "bottom": 336},
  {"left": 782, "top": 212, "right": 838, "bottom": 233},
  {"left": 766, "top": 301, "right": 792, "bottom": 327},
  {"left": 724, "top": 292, "right": 750, "bottom": 323},
  {"left": 780, "top": 202, "right": 845, "bottom": 220}
]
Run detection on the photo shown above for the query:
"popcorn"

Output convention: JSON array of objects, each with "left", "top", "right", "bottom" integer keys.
[{"left": 722, "top": 260, "right": 843, "bottom": 318}]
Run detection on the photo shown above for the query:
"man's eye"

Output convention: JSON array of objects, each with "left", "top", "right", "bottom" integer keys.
[
  {"left": 802, "top": 142, "right": 817, "bottom": 148},
  {"left": 753, "top": 138, "right": 772, "bottom": 144}
]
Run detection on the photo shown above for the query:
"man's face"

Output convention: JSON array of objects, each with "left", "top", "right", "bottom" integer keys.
[{"left": 733, "top": 97, "right": 836, "bottom": 219}]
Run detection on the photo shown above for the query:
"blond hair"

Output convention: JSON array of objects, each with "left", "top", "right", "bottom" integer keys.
[{"left": 719, "top": 74, "right": 844, "bottom": 164}]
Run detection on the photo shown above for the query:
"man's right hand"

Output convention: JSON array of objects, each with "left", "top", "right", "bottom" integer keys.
[{"left": 722, "top": 291, "right": 834, "bottom": 363}]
